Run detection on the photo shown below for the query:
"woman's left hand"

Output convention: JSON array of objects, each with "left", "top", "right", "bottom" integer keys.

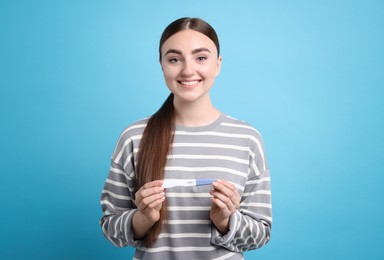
[{"left": 209, "top": 179, "right": 241, "bottom": 234}]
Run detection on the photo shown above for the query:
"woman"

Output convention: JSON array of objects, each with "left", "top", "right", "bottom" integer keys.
[{"left": 100, "top": 17, "right": 272, "bottom": 259}]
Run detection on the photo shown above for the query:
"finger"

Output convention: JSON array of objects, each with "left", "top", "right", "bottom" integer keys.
[
  {"left": 142, "top": 180, "right": 164, "bottom": 189},
  {"left": 138, "top": 191, "right": 165, "bottom": 211},
  {"left": 141, "top": 197, "right": 166, "bottom": 216},
  {"left": 140, "top": 186, "right": 165, "bottom": 199},
  {"left": 216, "top": 179, "right": 236, "bottom": 189},
  {"left": 210, "top": 190, "right": 237, "bottom": 212},
  {"left": 211, "top": 197, "right": 232, "bottom": 216},
  {"left": 146, "top": 196, "right": 166, "bottom": 210},
  {"left": 136, "top": 184, "right": 164, "bottom": 202},
  {"left": 212, "top": 180, "right": 240, "bottom": 206}
]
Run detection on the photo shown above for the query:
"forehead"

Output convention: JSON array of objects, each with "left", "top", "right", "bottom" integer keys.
[{"left": 161, "top": 29, "right": 218, "bottom": 55}]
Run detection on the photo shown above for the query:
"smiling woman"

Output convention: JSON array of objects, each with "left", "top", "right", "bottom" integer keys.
[
  {"left": 99, "top": 17, "right": 272, "bottom": 260},
  {"left": 161, "top": 29, "right": 222, "bottom": 112}
]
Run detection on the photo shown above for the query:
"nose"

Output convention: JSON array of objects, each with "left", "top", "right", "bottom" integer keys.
[{"left": 181, "top": 60, "right": 194, "bottom": 77}]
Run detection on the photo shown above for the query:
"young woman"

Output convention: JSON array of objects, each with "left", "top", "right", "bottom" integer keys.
[{"left": 100, "top": 17, "right": 272, "bottom": 259}]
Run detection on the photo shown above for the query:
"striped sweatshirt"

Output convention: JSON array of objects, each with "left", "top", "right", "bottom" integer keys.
[{"left": 100, "top": 113, "right": 272, "bottom": 260}]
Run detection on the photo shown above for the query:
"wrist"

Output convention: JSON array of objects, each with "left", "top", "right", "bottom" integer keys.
[
  {"left": 132, "top": 211, "right": 157, "bottom": 239},
  {"left": 212, "top": 217, "right": 230, "bottom": 235}
]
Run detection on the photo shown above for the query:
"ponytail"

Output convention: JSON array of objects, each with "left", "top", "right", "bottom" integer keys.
[
  {"left": 136, "top": 93, "right": 175, "bottom": 246},
  {"left": 137, "top": 16, "right": 219, "bottom": 247}
]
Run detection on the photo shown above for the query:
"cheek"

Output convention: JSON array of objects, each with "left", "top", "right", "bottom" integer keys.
[
  {"left": 162, "top": 69, "right": 178, "bottom": 87},
  {"left": 163, "top": 72, "right": 174, "bottom": 83},
  {"left": 162, "top": 66, "right": 177, "bottom": 79}
]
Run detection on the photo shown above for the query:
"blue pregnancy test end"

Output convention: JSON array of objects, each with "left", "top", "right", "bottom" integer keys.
[{"left": 196, "top": 179, "right": 216, "bottom": 186}]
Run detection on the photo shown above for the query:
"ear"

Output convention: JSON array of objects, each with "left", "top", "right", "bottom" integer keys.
[{"left": 215, "top": 56, "right": 222, "bottom": 77}]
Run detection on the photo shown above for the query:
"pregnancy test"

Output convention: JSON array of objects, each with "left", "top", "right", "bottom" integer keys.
[{"left": 163, "top": 179, "right": 216, "bottom": 188}]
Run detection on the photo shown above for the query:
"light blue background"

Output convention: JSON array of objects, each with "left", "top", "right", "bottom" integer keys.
[{"left": 1, "top": 0, "right": 383, "bottom": 259}]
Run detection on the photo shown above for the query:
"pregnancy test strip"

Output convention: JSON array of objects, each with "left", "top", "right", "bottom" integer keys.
[{"left": 163, "top": 179, "right": 215, "bottom": 188}]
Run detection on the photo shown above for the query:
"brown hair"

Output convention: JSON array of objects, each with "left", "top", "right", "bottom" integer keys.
[{"left": 136, "top": 17, "right": 220, "bottom": 247}]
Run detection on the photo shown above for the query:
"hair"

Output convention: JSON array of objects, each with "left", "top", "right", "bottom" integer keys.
[{"left": 135, "top": 17, "right": 220, "bottom": 247}]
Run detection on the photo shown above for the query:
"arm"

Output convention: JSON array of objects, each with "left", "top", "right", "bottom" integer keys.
[
  {"left": 99, "top": 160, "right": 139, "bottom": 248},
  {"left": 210, "top": 170, "right": 272, "bottom": 252},
  {"left": 131, "top": 181, "right": 165, "bottom": 239},
  {"left": 210, "top": 135, "right": 272, "bottom": 252},
  {"left": 100, "top": 160, "right": 166, "bottom": 247}
]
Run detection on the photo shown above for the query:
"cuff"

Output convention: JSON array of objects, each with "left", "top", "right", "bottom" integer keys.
[
  {"left": 123, "top": 209, "right": 146, "bottom": 248},
  {"left": 210, "top": 211, "right": 240, "bottom": 247}
]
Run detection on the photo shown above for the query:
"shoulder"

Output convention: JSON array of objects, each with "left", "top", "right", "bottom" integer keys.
[
  {"left": 111, "top": 117, "right": 149, "bottom": 162},
  {"left": 117, "top": 117, "right": 149, "bottom": 141},
  {"left": 113, "top": 117, "right": 149, "bottom": 150},
  {"left": 220, "top": 114, "right": 267, "bottom": 154},
  {"left": 222, "top": 114, "right": 269, "bottom": 170},
  {"left": 220, "top": 114, "right": 263, "bottom": 139}
]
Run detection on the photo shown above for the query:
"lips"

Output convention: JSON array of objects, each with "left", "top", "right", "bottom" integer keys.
[{"left": 178, "top": 80, "right": 201, "bottom": 87}]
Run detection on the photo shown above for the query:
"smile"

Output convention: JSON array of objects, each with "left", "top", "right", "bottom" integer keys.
[{"left": 178, "top": 80, "right": 201, "bottom": 86}]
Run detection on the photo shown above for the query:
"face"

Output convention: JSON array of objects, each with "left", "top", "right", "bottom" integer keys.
[{"left": 160, "top": 29, "right": 222, "bottom": 104}]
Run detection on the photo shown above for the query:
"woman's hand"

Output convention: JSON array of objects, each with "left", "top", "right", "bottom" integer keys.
[
  {"left": 132, "top": 180, "right": 165, "bottom": 239},
  {"left": 210, "top": 179, "right": 241, "bottom": 234},
  {"left": 134, "top": 180, "right": 165, "bottom": 223}
]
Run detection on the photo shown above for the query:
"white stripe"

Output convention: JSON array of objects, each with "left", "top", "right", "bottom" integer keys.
[
  {"left": 123, "top": 210, "right": 136, "bottom": 244},
  {"left": 166, "top": 192, "right": 211, "bottom": 198},
  {"left": 127, "top": 169, "right": 135, "bottom": 179},
  {"left": 100, "top": 200, "right": 128, "bottom": 211},
  {"left": 211, "top": 252, "right": 239, "bottom": 260},
  {"left": 251, "top": 159, "right": 261, "bottom": 176},
  {"left": 243, "top": 202, "right": 272, "bottom": 208},
  {"left": 240, "top": 209, "right": 273, "bottom": 223},
  {"left": 246, "top": 177, "right": 271, "bottom": 185},
  {"left": 165, "top": 166, "right": 247, "bottom": 178},
  {"left": 172, "top": 142, "right": 249, "bottom": 151},
  {"left": 114, "top": 213, "right": 121, "bottom": 239},
  {"left": 168, "top": 206, "right": 211, "bottom": 211},
  {"left": 110, "top": 166, "right": 125, "bottom": 175},
  {"left": 158, "top": 233, "right": 211, "bottom": 239},
  {"left": 105, "top": 178, "right": 128, "bottom": 188},
  {"left": 221, "top": 122, "right": 262, "bottom": 135},
  {"left": 143, "top": 246, "right": 217, "bottom": 253},
  {"left": 123, "top": 152, "right": 134, "bottom": 169},
  {"left": 165, "top": 219, "right": 211, "bottom": 225},
  {"left": 102, "top": 189, "right": 131, "bottom": 200},
  {"left": 166, "top": 182, "right": 244, "bottom": 193},
  {"left": 234, "top": 182, "right": 245, "bottom": 192},
  {"left": 243, "top": 190, "right": 271, "bottom": 196},
  {"left": 121, "top": 123, "right": 147, "bottom": 136},
  {"left": 168, "top": 154, "right": 248, "bottom": 165}
]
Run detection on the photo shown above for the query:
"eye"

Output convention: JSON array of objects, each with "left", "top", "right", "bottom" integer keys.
[
  {"left": 197, "top": 56, "right": 207, "bottom": 62},
  {"left": 168, "top": 57, "right": 181, "bottom": 63}
]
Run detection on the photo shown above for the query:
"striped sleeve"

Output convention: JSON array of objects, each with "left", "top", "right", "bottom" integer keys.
[
  {"left": 211, "top": 130, "right": 272, "bottom": 252},
  {"left": 99, "top": 123, "right": 145, "bottom": 248}
]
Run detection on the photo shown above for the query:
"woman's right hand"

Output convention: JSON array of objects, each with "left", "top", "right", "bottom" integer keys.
[{"left": 134, "top": 180, "right": 165, "bottom": 223}]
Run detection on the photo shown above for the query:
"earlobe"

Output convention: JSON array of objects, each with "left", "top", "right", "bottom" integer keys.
[{"left": 215, "top": 56, "right": 222, "bottom": 76}]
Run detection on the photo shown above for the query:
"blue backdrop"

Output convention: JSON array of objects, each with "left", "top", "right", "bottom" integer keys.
[{"left": 1, "top": 1, "right": 383, "bottom": 259}]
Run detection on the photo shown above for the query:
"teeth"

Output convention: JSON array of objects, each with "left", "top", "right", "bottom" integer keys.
[{"left": 180, "top": 81, "right": 199, "bottom": 86}]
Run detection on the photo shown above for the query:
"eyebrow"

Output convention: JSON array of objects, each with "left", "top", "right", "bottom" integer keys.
[{"left": 164, "top": 47, "right": 212, "bottom": 56}]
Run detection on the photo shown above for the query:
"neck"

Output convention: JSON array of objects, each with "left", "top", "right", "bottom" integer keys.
[{"left": 173, "top": 94, "right": 220, "bottom": 127}]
